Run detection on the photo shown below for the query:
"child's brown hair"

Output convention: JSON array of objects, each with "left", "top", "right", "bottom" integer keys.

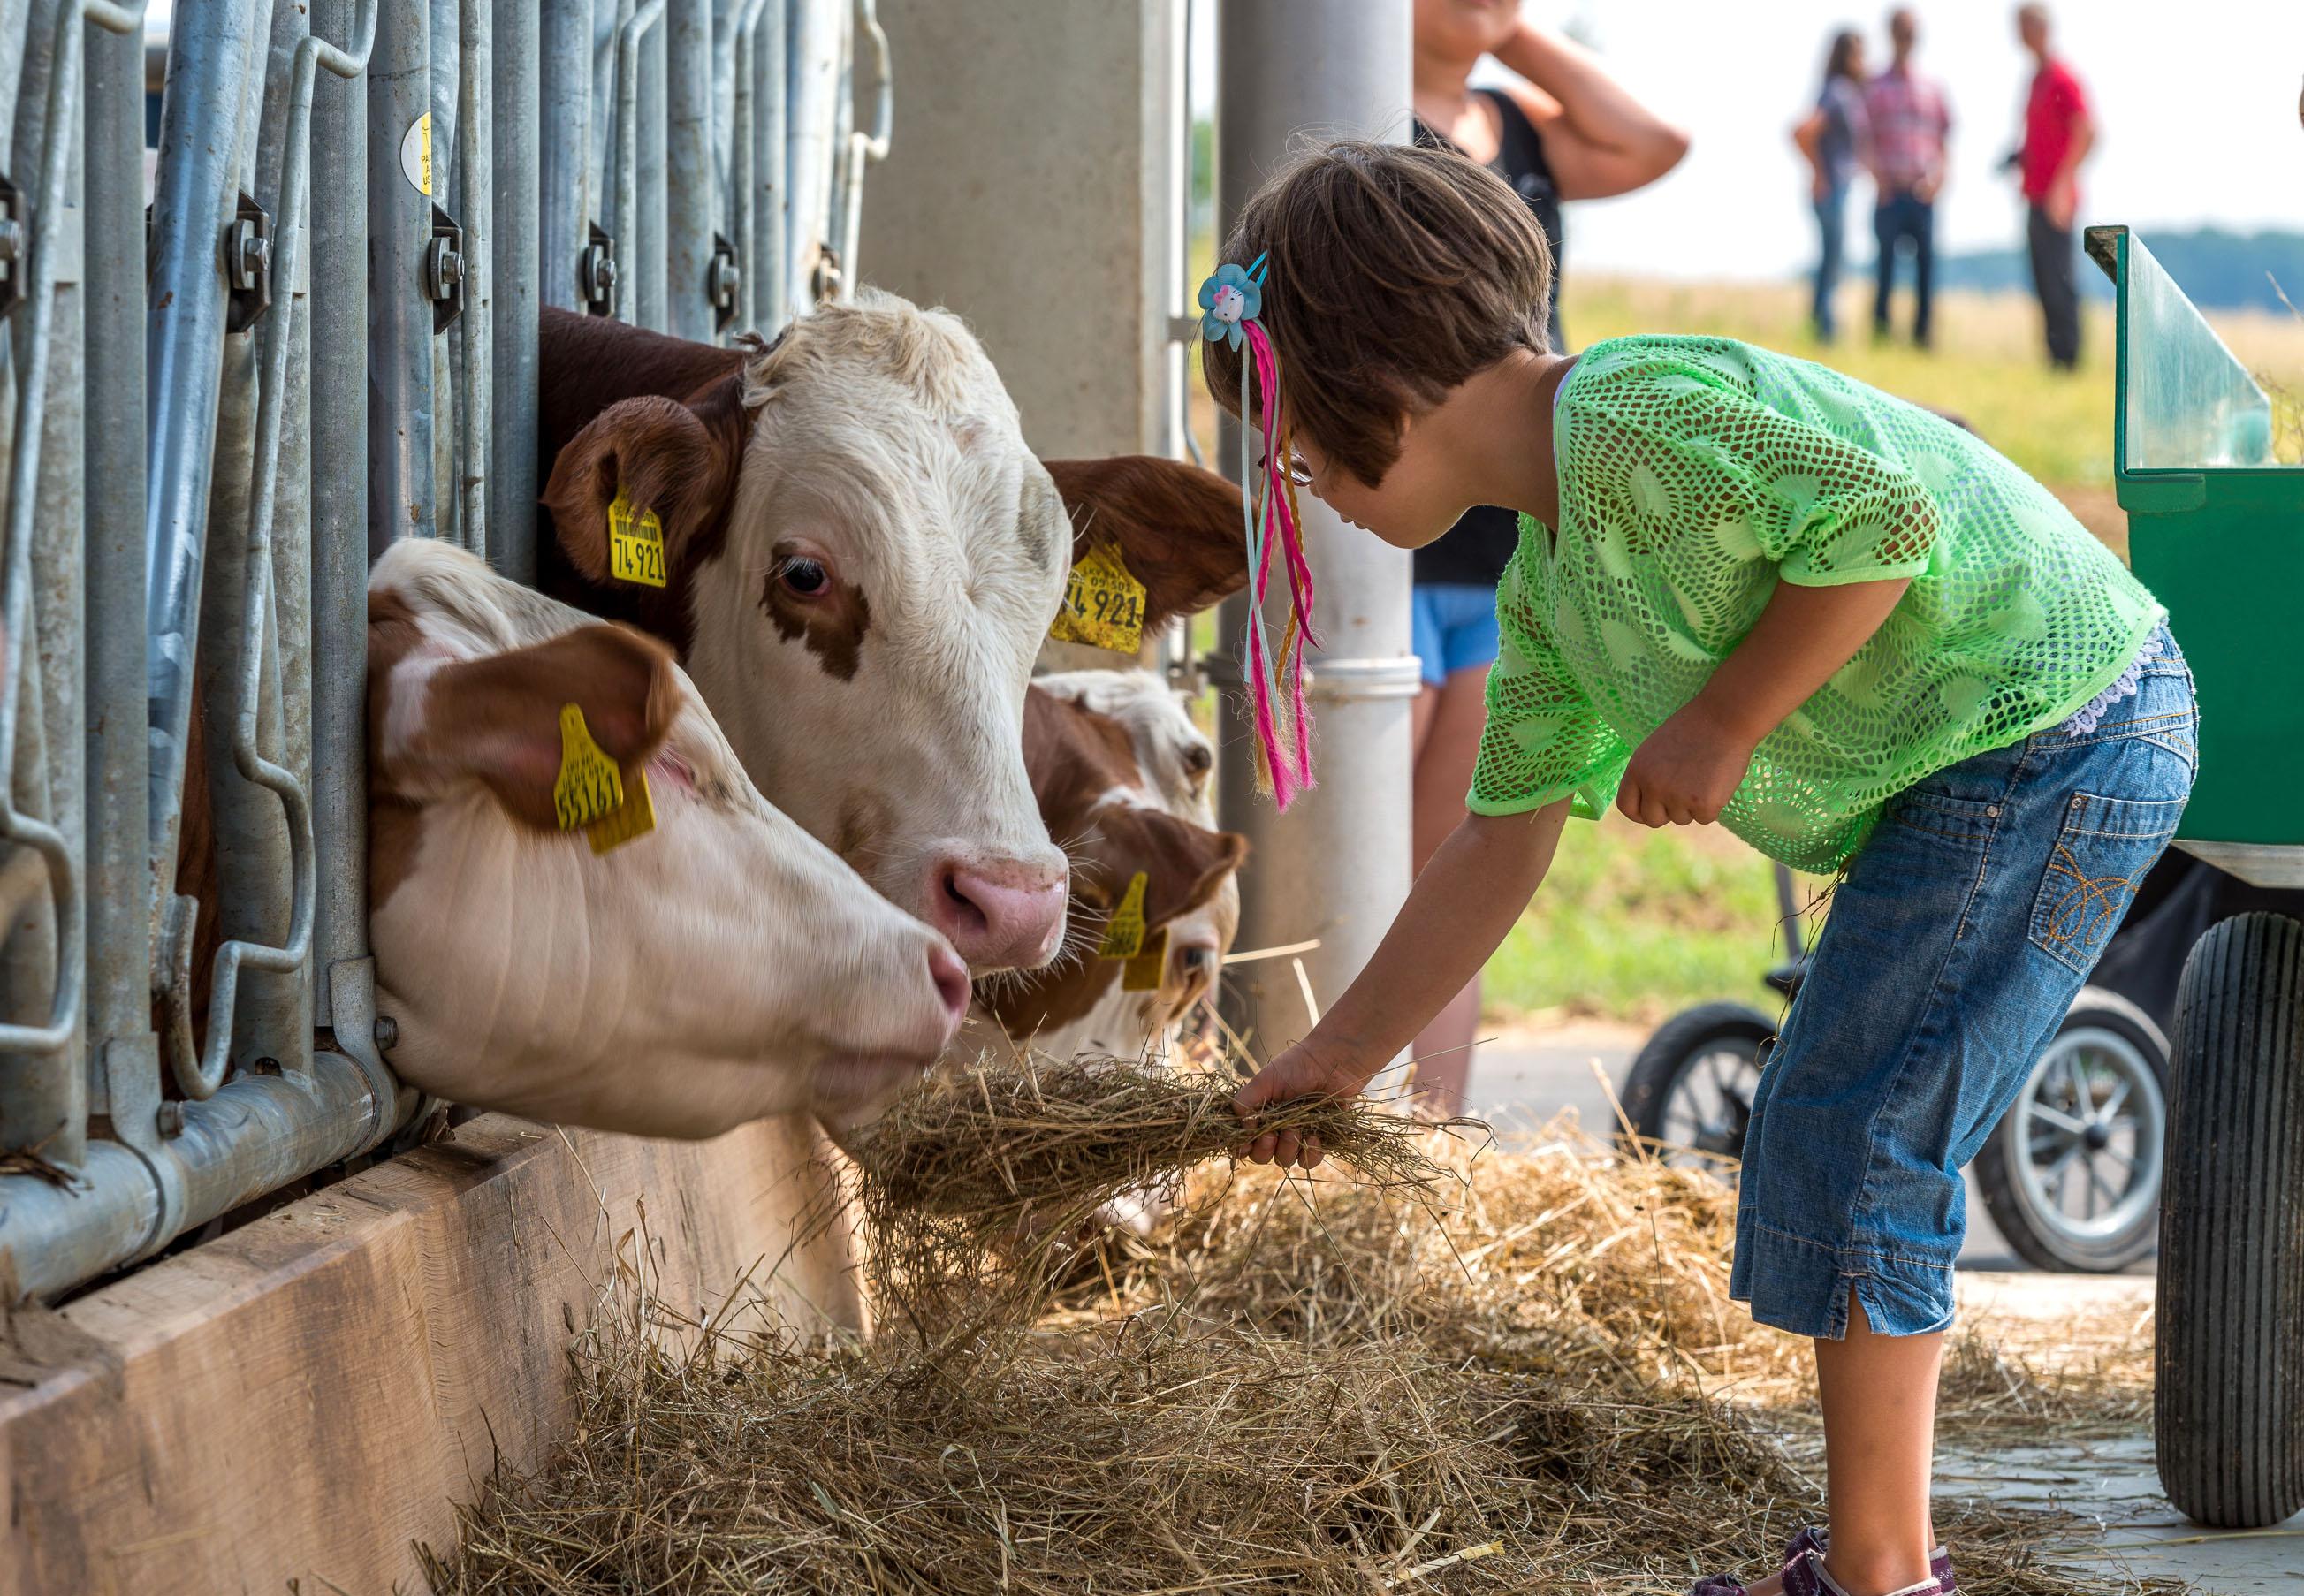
[{"left": 1202, "top": 138, "right": 1555, "bottom": 487}]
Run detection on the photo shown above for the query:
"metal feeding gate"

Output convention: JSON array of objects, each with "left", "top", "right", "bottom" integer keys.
[{"left": 0, "top": 0, "right": 889, "bottom": 1302}]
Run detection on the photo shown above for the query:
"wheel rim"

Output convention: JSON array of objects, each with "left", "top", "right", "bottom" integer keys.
[
  {"left": 1655, "top": 1040, "right": 1762, "bottom": 1172},
  {"left": 2007, "top": 1024, "right": 2166, "bottom": 1249}
]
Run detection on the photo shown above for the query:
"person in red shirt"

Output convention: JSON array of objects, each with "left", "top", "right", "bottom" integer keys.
[{"left": 2012, "top": 4, "right": 2096, "bottom": 369}]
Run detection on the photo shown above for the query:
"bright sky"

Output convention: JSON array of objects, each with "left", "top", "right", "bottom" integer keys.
[{"left": 1192, "top": 0, "right": 2304, "bottom": 283}]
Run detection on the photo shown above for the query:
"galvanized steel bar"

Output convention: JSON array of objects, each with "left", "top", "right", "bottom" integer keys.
[
  {"left": 538, "top": 0, "right": 589, "bottom": 309},
  {"left": 489, "top": 0, "right": 538, "bottom": 580},
  {"left": 836, "top": 0, "right": 886, "bottom": 296},
  {"left": 732, "top": 0, "right": 778, "bottom": 331},
  {"left": 83, "top": 0, "right": 153, "bottom": 1106},
  {"left": 783, "top": 0, "right": 836, "bottom": 310},
  {"left": 429, "top": 0, "right": 460, "bottom": 547},
  {"left": 142, "top": 0, "right": 262, "bottom": 963},
  {"left": 1212, "top": 0, "right": 1420, "bottom": 1064},
  {"left": 635, "top": 0, "right": 666, "bottom": 331},
  {"left": 309, "top": 0, "right": 372, "bottom": 989},
  {"left": 608, "top": 0, "right": 659, "bottom": 324},
  {"left": 458, "top": 0, "right": 492, "bottom": 556},
  {"left": 665, "top": 0, "right": 712, "bottom": 339},
  {"left": 365, "top": 0, "right": 433, "bottom": 559},
  {"left": 822, "top": 0, "right": 848, "bottom": 295}
]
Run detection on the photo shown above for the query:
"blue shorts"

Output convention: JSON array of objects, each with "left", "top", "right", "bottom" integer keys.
[
  {"left": 1411, "top": 583, "right": 1501, "bottom": 688},
  {"left": 1731, "top": 625, "right": 2196, "bottom": 1339}
]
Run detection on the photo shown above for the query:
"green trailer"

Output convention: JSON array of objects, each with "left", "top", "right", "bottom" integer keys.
[{"left": 2091, "top": 224, "right": 2304, "bottom": 1531}]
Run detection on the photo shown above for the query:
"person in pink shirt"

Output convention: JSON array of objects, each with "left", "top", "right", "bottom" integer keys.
[
  {"left": 1862, "top": 9, "right": 1951, "bottom": 349},
  {"left": 2011, "top": 4, "right": 2096, "bottom": 369}
]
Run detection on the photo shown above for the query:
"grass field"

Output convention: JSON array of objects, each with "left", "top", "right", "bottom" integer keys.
[{"left": 1187, "top": 275, "right": 2304, "bottom": 1023}]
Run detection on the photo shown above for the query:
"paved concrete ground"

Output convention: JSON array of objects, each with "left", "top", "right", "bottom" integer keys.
[{"left": 1461, "top": 1025, "right": 2300, "bottom": 1591}]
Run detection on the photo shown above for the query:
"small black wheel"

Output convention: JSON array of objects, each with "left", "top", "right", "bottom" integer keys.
[
  {"left": 2156, "top": 913, "right": 2304, "bottom": 1530},
  {"left": 1616, "top": 1002, "right": 1777, "bottom": 1171},
  {"left": 1973, "top": 988, "right": 2169, "bottom": 1273}
]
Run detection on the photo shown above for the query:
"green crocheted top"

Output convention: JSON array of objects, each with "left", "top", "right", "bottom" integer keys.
[{"left": 1467, "top": 335, "right": 2162, "bottom": 871}]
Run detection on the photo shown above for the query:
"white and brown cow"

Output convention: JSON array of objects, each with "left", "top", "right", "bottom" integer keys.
[
  {"left": 965, "top": 675, "right": 1246, "bottom": 1067},
  {"left": 364, "top": 538, "right": 970, "bottom": 1138},
  {"left": 536, "top": 300, "right": 1246, "bottom": 975}
]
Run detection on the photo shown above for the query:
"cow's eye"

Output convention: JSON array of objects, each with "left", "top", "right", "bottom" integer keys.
[
  {"left": 1182, "top": 743, "right": 1213, "bottom": 780},
  {"left": 780, "top": 557, "right": 829, "bottom": 597}
]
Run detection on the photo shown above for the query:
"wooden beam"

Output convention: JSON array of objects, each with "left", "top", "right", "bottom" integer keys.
[{"left": 0, "top": 1111, "right": 860, "bottom": 1595}]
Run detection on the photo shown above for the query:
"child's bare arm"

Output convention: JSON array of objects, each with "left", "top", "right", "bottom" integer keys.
[
  {"left": 1617, "top": 576, "right": 1911, "bottom": 827},
  {"left": 1233, "top": 802, "right": 1570, "bottom": 1167}
]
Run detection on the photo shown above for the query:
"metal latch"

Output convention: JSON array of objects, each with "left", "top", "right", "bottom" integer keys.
[
  {"left": 708, "top": 231, "right": 741, "bottom": 332},
  {"left": 224, "top": 188, "right": 272, "bottom": 335},
  {"left": 810, "top": 245, "right": 844, "bottom": 306},
  {"left": 581, "top": 221, "right": 618, "bottom": 317},
  {"left": 0, "top": 172, "right": 24, "bottom": 321},
  {"left": 426, "top": 201, "right": 465, "bottom": 333}
]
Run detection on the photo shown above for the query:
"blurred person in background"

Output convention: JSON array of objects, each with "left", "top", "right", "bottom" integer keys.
[
  {"left": 1408, "top": 0, "right": 1687, "bottom": 1114},
  {"left": 1864, "top": 7, "right": 1952, "bottom": 349},
  {"left": 1793, "top": 29, "right": 1872, "bottom": 343},
  {"left": 2008, "top": 4, "right": 2095, "bottom": 370}
]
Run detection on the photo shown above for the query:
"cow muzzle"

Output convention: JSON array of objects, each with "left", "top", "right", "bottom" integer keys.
[{"left": 924, "top": 851, "right": 1068, "bottom": 973}]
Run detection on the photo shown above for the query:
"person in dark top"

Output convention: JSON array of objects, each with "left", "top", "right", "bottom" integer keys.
[
  {"left": 1407, "top": 0, "right": 1687, "bottom": 1114},
  {"left": 1793, "top": 30, "right": 1872, "bottom": 342}
]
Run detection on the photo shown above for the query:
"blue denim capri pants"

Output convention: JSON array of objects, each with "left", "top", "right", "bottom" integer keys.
[{"left": 1731, "top": 626, "right": 2197, "bottom": 1338}]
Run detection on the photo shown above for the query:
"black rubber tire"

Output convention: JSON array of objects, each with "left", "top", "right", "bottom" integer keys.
[
  {"left": 2156, "top": 912, "right": 2304, "bottom": 1530},
  {"left": 1616, "top": 1001, "right": 1777, "bottom": 1156},
  {"left": 1973, "top": 988, "right": 2169, "bottom": 1273}
]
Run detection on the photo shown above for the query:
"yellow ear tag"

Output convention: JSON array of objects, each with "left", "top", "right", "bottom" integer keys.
[
  {"left": 1096, "top": 870, "right": 1150, "bottom": 960},
  {"left": 608, "top": 486, "right": 667, "bottom": 588},
  {"left": 551, "top": 703, "right": 657, "bottom": 855},
  {"left": 1120, "top": 925, "right": 1169, "bottom": 992},
  {"left": 1048, "top": 543, "right": 1145, "bottom": 654}
]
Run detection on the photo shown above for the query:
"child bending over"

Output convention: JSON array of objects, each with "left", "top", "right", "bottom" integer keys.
[{"left": 1212, "top": 141, "right": 2192, "bottom": 1596}]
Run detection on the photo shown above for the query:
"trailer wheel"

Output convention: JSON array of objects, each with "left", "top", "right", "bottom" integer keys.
[
  {"left": 1973, "top": 989, "right": 2167, "bottom": 1273},
  {"left": 1616, "top": 1002, "right": 1777, "bottom": 1173},
  {"left": 2156, "top": 912, "right": 2304, "bottom": 1529}
]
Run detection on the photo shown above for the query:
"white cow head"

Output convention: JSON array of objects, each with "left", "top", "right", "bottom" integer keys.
[
  {"left": 366, "top": 539, "right": 970, "bottom": 1138},
  {"left": 538, "top": 300, "right": 1249, "bottom": 977}
]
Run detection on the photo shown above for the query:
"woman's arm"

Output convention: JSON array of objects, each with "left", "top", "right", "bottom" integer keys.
[
  {"left": 1791, "top": 108, "right": 1829, "bottom": 195},
  {"left": 1233, "top": 802, "right": 1570, "bottom": 1167},
  {"left": 1615, "top": 577, "right": 1911, "bottom": 828},
  {"left": 1491, "top": 22, "right": 1688, "bottom": 201}
]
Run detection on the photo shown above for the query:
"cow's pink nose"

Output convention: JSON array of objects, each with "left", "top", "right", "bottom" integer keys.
[
  {"left": 927, "top": 942, "right": 971, "bottom": 1022},
  {"left": 930, "top": 861, "right": 1068, "bottom": 972}
]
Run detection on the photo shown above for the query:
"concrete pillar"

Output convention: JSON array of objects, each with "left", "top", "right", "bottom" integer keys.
[
  {"left": 855, "top": 0, "right": 1174, "bottom": 459},
  {"left": 1213, "top": 2, "right": 1420, "bottom": 1072}
]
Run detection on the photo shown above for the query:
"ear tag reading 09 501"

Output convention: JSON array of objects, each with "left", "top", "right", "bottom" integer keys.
[
  {"left": 1096, "top": 870, "right": 1150, "bottom": 961},
  {"left": 1049, "top": 543, "right": 1146, "bottom": 654},
  {"left": 552, "top": 703, "right": 657, "bottom": 855},
  {"left": 1120, "top": 925, "right": 1169, "bottom": 992},
  {"left": 608, "top": 486, "right": 667, "bottom": 588}
]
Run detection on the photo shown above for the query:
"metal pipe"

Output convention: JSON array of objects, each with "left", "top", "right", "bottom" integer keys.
[
  {"left": 636, "top": 0, "right": 666, "bottom": 330},
  {"left": 539, "top": 0, "right": 589, "bottom": 310},
  {"left": 739, "top": 0, "right": 779, "bottom": 330},
  {"left": 589, "top": 0, "right": 618, "bottom": 229},
  {"left": 0, "top": 1041, "right": 407, "bottom": 1300},
  {"left": 665, "top": 0, "right": 712, "bottom": 340},
  {"left": 783, "top": 0, "right": 835, "bottom": 309},
  {"left": 365, "top": 0, "right": 433, "bottom": 559},
  {"left": 608, "top": 0, "right": 660, "bottom": 324},
  {"left": 1211, "top": 0, "right": 1419, "bottom": 1071},
  {"left": 459, "top": 0, "right": 493, "bottom": 557},
  {"left": 84, "top": 0, "right": 154, "bottom": 1106},
  {"left": 308, "top": 0, "right": 371, "bottom": 992},
  {"left": 429, "top": 0, "right": 460, "bottom": 547},
  {"left": 488, "top": 0, "right": 538, "bottom": 579},
  {"left": 142, "top": 0, "right": 262, "bottom": 965},
  {"left": 835, "top": 0, "right": 887, "bottom": 297}
]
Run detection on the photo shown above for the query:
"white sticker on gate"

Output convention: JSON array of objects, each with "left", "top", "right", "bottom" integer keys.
[{"left": 401, "top": 111, "right": 433, "bottom": 196}]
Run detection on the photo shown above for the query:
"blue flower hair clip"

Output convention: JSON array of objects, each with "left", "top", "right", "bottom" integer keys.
[{"left": 1197, "top": 253, "right": 1268, "bottom": 352}]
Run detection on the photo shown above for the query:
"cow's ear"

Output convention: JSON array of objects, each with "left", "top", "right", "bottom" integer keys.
[
  {"left": 380, "top": 622, "right": 681, "bottom": 832},
  {"left": 1042, "top": 455, "right": 1249, "bottom": 631},
  {"left": 542, "top": 395, "right": 738, "bottom": 585},
  {"left": 1080, "top": 806, "right": 1249, "bottom": 931}
]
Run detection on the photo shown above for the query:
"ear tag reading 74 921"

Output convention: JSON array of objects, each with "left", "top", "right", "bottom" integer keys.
[
  {"left": 1049, "top": 543, "right": 1146, "bottom": 654},
  {"left": 1096, "top": 870, "right": 1150, "bottom": 961},
  {"left": 608, "top": 486, "right": 667, "bottom": 588},
  {"left": 552, "top": 703, "right": 658, "bottom": 855},
  {"left": 1120, "top": 926, "right": 1169, "bottom": 992}
]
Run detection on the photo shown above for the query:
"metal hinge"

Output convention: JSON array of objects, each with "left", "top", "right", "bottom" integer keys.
[
  {"left": 426, "top": 201, "right": 465, "bottom": 333},
  {"left": 0, "top": 172, "right": 26, "bottom": 320},
  {"left": 223, "top": 188, "right": 272, "bottom": 335},
  {"left": 581, "top": 221, "right": 618, "bottom": 317},
  {"left": 708, "top": 231, "right": 741, "bottom": 332}
]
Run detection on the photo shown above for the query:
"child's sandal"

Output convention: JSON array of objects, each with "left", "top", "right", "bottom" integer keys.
[{"left": 1689, "top": 1531, "right": 1957, "bottom": 1596}]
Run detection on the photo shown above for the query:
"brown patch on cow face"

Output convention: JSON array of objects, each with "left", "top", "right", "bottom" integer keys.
[
  {"left": 1041, "top": 456, "right": 1250, "bottom": 631},
  {"left": 760, "top": 540, "right": 872, "bottom": 681}
]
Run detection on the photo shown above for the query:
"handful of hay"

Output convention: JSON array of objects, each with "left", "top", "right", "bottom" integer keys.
[{"left": 841, "top": 1053, "right": 1461, "bottom": 1327}]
